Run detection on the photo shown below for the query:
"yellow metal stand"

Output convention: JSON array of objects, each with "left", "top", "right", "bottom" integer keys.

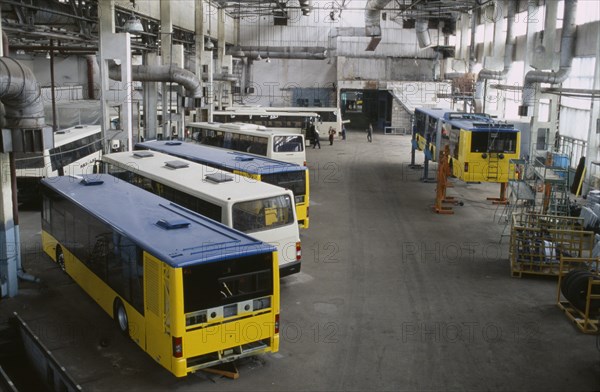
[
  {"left": 433, "top": 146, "right": 456, "bottom": 214},
  {"left": 487, "top": 182, "right": 509, "bottom": 204}
]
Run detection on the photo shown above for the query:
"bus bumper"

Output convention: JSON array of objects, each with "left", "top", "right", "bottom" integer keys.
[{"left": 280, "top": 261, "right": 301, "bottom": 277}]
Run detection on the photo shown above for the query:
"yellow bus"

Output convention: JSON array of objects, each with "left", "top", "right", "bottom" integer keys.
[
  {"left": 135, "top": 140, "right": 310, "bottom": 229},
  {"left": 41, "top": 174, "right": 280, "bottom": 377}
]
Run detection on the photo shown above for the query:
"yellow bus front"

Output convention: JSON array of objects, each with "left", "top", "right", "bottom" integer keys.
[{"left": 452, "top": 128, "right": 520, "bottom": 183}]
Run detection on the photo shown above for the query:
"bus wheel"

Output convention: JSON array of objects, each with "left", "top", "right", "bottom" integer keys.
[
  {"left": 114, "top": 298, "right": 129, "bottom": 337},
  {"left": 56, "top": 247, "right": 66, "bottom": 272}
]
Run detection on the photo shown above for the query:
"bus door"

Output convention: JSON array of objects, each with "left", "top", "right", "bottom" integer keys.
[{"left": 144, "top": 253, "right": 170, "bottom": 368}]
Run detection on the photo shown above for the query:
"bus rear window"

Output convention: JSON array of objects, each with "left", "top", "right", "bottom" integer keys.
[
  {"left": 182, "top": 254, "right": 273, "bottom": 313},
  {"left": 262, "top": 171, "right": 306, "bottom": 198},
  {"left": 273, "top": 135, "right": 304, "bottom": 152},
  {"left": 232, "top": 195, "right": 294, "bottom": 233}
]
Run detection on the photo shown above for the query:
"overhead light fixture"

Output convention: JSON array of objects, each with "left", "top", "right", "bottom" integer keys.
[
  {"left": 205, "top": 38, "right": 214, "bottom": 50},
  {"left": 46, "top": 52, "right": 51, "bottom": 59},
  {"left": 123, "top": 13, "right": 144, "bottom": 35},
  {"left": 256, "top": 53, "right": 262, "bottom": 61}
]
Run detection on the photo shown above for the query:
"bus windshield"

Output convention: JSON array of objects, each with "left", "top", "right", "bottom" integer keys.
[
  {"left": 233, "top": 195, "right": 294, "bottom": 233},
  {"left": 182, "top": 254, "right": 273, "bottom": 313},
  {"left": 273, "top": 135, "right": 304, "bottom": 152}
]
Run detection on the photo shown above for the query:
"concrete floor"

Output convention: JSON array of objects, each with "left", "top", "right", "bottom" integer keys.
[{"left": 2, "top": 129, "right": 600, "bottom": 391}]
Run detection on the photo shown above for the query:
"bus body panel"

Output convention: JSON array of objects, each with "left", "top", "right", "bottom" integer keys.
[
  {"left": 415, "top": 108, "right": 521, "bottom": 184},
  {"left": 41, "top": 230, "right": 147, "bottom": 349}
]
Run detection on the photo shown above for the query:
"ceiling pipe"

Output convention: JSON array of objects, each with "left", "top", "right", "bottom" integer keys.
[
  {"left": 230, "top": 46, "right": 328, "bottom": 60},
  {"left": 202, "top": 72, "right": 239, "bottom": 82},
  {"left": 521, "top": 0, "right": 578, "bottom": 113},
  {"left": 415, "top": 19, "right": 431, "bottom": 48},
  {"left": 474, "top": 0, "right": 516, "bottom": 111},
  {"left": 0, "top": 57, "right": 45, "bottom": 129},
  {"left": 365, "top": 0, "right": 392, "bottom": 51},
  {"left": 108, "top": 63, "right": 202, "bottom": 98}
]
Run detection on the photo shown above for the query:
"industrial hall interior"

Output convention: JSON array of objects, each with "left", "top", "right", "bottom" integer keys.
[{"left": 1, "top": 0, "right": 600, "bottom": 390}]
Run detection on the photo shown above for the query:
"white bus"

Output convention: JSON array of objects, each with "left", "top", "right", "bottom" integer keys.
[
  {"left": 213, "top": 108, "right": 318, "bottom": 135},
  {"left": 15, "top": 124, "right": 103, "bottom": 204},
  {"left": 102, "top": 150, "right": 302, "bottom": 276},
  {"left": 185, "top": 122, "right": 306, "bottom": 166},
  {"left": 225, "top": 105, "right": 346, "bottom": 140}
]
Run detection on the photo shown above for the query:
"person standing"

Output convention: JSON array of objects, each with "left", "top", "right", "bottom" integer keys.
[
  {"left": 313, "top": 128, "right": 321, "bottom": 149},
  {"left": 341, "top": 125, "right": 347, "bottom": 140},
  {"left": 328, "top": 126, "right": 336, "bottom": 145},
  {"left": 367, "top": 123, "right": 373, "bottom": 142}
]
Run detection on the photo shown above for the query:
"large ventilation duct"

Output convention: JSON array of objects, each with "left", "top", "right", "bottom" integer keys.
[
  {"left": 474, "top": 0, "right": 516, "bottom": 111},
  {"left": 299, "top": 0, "right": 312, "bottom": 16},
  {"left": 415, "top": 19, "right": 431, "bottom": 48},
  {"left": 0, "top": 57, "right": 45, "bottom": 129},
  {"left": 521, "top": 0, "right": 578, "bottom": 113},
  {"left": 109, "top": 63, "right": 202, "bottom": 98},
  {"left": 231, "top": 46, "right": 328, "bottom": 60},
  {"left": 365, "top": 0, "right": 392, "bottom": 51}
]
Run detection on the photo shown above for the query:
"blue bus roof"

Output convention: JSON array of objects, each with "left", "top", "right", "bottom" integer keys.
[
  {"left": 135, "top": 140, "right": 306, "bottom": 175},
  {"left": 447, "top": 118, "right": 517, "bottom": 133},
  {"left": 42, "top": 174, "right": 276, "bottom": 268},
  {"left": 415, "top": 108, "right": 517, "bottom": 133}
]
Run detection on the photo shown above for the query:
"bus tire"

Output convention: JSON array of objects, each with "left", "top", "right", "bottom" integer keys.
[
  {"left": 56, "top": 246, "right": 66, "bottom": 272},
  {"left": 114, "top": 298, "right": 129, "bottom": 337}
]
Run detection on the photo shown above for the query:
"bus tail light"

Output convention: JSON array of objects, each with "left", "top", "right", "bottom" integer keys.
[
  {"left": 464, "top": 163, "right": 469, "bottom": 172},
  {"left": 172, "top": 336, "right": 183, "bottom": 358},
  {"left": 275, "top": 314, "right": 280, "bottom": 334},
  {"left": 296, "top": 242, "right": 301, "bottom": 261}
]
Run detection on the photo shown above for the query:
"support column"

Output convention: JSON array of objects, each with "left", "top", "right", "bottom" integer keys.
[
  {"left": 0, "top": 12, "right": 18, "bottom": 297},
  {"left": 143, "top": 53, "right": 159, "bottom": 140},
  {"left": 195, "top": 0, "right": 207, "bottom": 123},
  {"left": 0, "top": 154, "right": 17, "bottom": 298},
  {"left": 161, "top": 0, "right": 173, "bottom": 139}
]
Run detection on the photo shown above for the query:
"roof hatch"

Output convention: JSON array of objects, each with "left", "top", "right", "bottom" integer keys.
[
  {"left": 80, "top": 178, "right": 104, "bottom": 186},
  {"left": 165, "top": 160, "right": 189, "bottom": 169},
  {"left": 205, "top": 173, "right": 234, "bottom": 183},
  {"left": 133, "top": 151, "right": 154, "bottom": 158},
  {"left": 156, "top": 218, "right": 191, "bottom": 230}
]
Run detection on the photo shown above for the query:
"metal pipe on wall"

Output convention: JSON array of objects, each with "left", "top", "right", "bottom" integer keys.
[{"left": 521, "top": 0, "right": 578, "bottom": 112}]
